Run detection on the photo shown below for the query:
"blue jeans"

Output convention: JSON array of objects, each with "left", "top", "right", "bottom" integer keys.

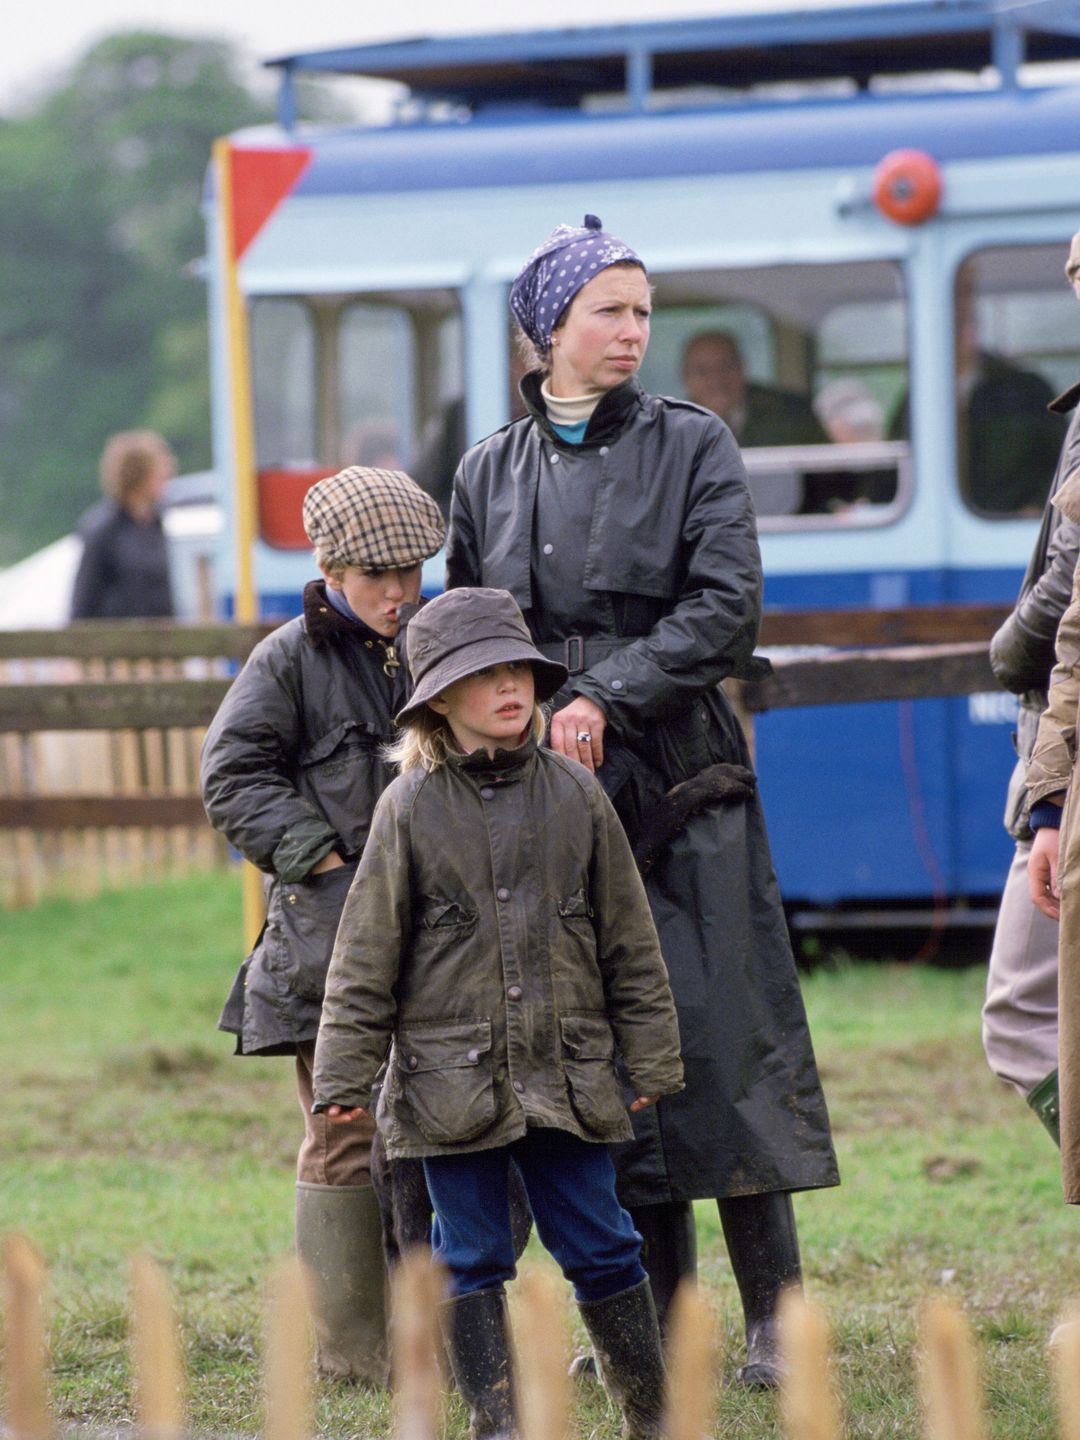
[{"left": 423, "top": 1128, "right": 646, "bottom": 1303}]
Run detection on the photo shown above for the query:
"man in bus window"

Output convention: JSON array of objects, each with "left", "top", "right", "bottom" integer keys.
[{"left": 681, "top": 330, "right": 828, "bottom": 448}]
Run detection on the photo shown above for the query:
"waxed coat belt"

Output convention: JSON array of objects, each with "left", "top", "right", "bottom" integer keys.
[{"left": 535, "top": 635, "right": 632, "bottom": 677}]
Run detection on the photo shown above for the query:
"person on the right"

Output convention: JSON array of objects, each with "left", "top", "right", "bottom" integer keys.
[
  {"left": 1024, "top": 231, "right": 1080, "bottom": 1199},
  {"left": 447, "top": 214, "right": 839, "bottom": 1388}
]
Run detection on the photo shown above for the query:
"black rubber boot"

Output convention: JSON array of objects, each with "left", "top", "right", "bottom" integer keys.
[
  {"left": 717, "top": 1190, "right": 802, "bottom": 1389},
  {"left": 1027, "top": 1069, "right": 1061, "bottom": 1147},
  {"left": 627, "top": 1199, "right": 698, "bottom": 1338},
  {"left": 578, "top": 1278, "right": 667, "bottom": 1440},
  {"left": 439, "top": 1287, "right": 515, "bottom": 1440}
]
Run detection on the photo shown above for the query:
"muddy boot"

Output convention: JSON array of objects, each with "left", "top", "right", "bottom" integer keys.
[
  {"left": 628, "top": 1199, "right": 698, "bottom": 1338},
  {"left": 439, "top": 1286, "right": 515, "bottom": 1440},
  {"left": 1027, "top": 1070, "right": 1061, "bottom": 1147},
  {"left": 718, "top": 1191, "right": 801, "bottom": 1389},
  {"left": 295, "top": 1182, "right": 389, "bottom": 1385},
  {"left": 578, "top": 1279, "right": 667, "bottom": 1440}
]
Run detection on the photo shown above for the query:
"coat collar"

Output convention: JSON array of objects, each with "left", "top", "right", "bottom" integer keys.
[
  {"left": 450, "top": 734, "right": 538, "bottom": 784},
  {"left": 520, "top": 372, "right": 645, "bottom": 448}
]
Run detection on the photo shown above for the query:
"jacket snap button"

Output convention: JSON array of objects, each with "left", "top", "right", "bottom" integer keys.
[
  {"left": 467, "top": 1048, "right": 481, "bottom": 1063},
  {"left": 507, "top": 985, "right": 523, "bottom": 1001},
  {"left": 599, "top": 445, "right": 609, "bottom": 456},
  {"left": 407, "top": 1055, "right": 419, "bottom": 1070},
  {"left": 287, "top": 893, "right": 298, "bottom": 904},
  {"left": 496, "top": 887, "right": 511, "bottom": 901},
  {"left": 480, "top": 787, "right": 494, "bottom": 800},
  {"left": 550, "top": 454, "right": 560, "bottom": 464},
  {"left": 542, "top": 543, "right": 554, "bottom": 555},
  {"left": 513, "top": 1080, "right": 525, "bottom": 1094},
  {"left": 610, "top": 680, "right": 624, "bottom": 691}
]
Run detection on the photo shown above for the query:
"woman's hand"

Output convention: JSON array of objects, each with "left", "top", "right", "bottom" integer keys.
[
  {"left": 629, "top": 1096, "right": 657, "bottom": 1112},
  {"left": 310, "top": 850, "right": 345, "bottom": 875},
  {"left": 325, "top": 1104, "right": 369, "bottom": 1124},
  {"left": 1029, "top": 826, "right": 1062, "bottom": 921},
  {"left": 549, "top": 697, "right": 607, "bottom": 772}
]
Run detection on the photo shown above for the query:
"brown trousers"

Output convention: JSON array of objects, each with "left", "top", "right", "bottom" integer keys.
[{"left": 295, "top": 1041, "right": 376, "bottom": 1186}]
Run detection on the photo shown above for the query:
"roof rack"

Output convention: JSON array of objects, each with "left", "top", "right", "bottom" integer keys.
[{"left": 266, "top": 0, "right": 1080, "bottom": 128}]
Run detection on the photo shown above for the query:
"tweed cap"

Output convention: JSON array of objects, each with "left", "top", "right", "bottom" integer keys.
[
  {"left": 397, "top": 587, "right": 567, "bottom": 724},
  {"left": 1068, "top": 230, "right": 1080, "bottom": 288},
  {"left": 302, "top": 466, "right": 445, "bottom": 571}
]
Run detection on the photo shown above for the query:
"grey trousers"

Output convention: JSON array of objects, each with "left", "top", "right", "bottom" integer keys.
[{"left": 982, "top": 840, "right": 1060, "bottom": 1096}]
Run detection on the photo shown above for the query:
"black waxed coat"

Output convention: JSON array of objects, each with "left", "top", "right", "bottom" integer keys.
[
  {"left": 313, "top": 739, "right": 684, "bottom": 1159},
  {"left": 446, "top": 375, "right": 839, "bottom": 1203},
  {"left": 200, "top": 580, "right": 406, "bottom": 1055}
]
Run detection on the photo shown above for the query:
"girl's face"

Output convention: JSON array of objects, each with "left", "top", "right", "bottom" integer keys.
[
  {"left": 429, "top": 660, "right": 536, "bottom": 757},
  {"left": 322, "top": 563, "right": 422, "bottom": 637},
  {"left": 548, "top": 265, "right": 652, "bottom": 398}
]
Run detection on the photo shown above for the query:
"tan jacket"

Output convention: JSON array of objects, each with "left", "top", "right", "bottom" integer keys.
[{"left": 313, "top": 739, "right": 684, "bottom": 1160}]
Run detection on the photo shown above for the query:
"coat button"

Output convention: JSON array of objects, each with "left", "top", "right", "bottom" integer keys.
[
  {"left": 496, "top": 887, "right": 511, "bottom": 901},
  {"left": 542, "top": 543, "right": 554, "bottom": 555},
  {"left": 507, "top": 985, "right": 523, "bottom": 1001},
  {"left": 480, "top": 787, "right": 494, "bottom": 800},
  {"left": 467, "top": 1048, "right": 481, "bottom": 1063},
  {"left": 550, "top": 454, "right": 560, "bottom": 464},
  {"left": 287, "top": 893, "right": 298, "bottom": 904},
  {"left": 599, "top": 445, "right": 610, "bottom": 456},
  {"left": 407, "top": 1055, "right": 419, "bottom": 1070},
  {"left": 610, "top": 680, "right": 624, "bottom": 691},
  {"left": 513, "top": 1080, "right": 525, "bottom": 1094}
]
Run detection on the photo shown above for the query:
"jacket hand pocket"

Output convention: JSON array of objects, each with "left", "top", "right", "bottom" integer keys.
[
  {"left": 560, "top": 1014, "right": 624, "bottom": 1134},
  {"left": 397, "top": 1020, "right": 496, "bottom": 1144},
  {"left": 268, "top": 864, "right": 356, "bottom": 1002}
]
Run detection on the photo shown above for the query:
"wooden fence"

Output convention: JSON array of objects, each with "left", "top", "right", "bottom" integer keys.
[
  {"left": 0, "top": 604, "right": 1010, "bottom": 909},
  {"left": 6, "top": 1232, "right": 1080, "bottom": 1439}
]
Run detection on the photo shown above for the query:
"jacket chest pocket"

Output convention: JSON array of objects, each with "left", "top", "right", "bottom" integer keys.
[
  {"left": 560, "top": 1014, "right": 624, "bottom": 1134},
  {"left": 396, "top": 1020, "right": 496, "bottom": 1145}
]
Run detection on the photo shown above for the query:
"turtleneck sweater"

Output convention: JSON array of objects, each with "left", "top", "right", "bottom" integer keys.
[{"left": 540, "top": 379, "right": 605, "bottom": 444}]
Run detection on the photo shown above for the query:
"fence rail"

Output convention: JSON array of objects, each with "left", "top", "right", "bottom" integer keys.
[{"left": 0, "top": 604, "right": 1012, "bottom": 908}]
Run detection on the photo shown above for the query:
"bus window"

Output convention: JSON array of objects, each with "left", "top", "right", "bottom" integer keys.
[
  {"left": 640, "top": 261, "right": 909, "bottom": 528},
  {"left": 251, "top": 299, "right": 317, "bottom": 467},
  {"left": 949, "top": 248, "right": 1073, "bottom": 518}
]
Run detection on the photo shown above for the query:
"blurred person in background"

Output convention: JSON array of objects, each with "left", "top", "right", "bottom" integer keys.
[
  {"left": 70, "top": 429, "right": 176, "bottom": 620},
  {"left": 813, "top": 377, "right": 885, "bottom": 444},
  {"left": 681, "top": 330, "right": 829, "bottom": 447}
]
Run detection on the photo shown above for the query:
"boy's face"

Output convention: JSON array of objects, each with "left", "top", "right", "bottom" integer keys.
[
  {"left": 323, "top": 563, "right": 422, "bottom": 637},
  {"left": 429, "top": 661, "right": 536, "bottom": 757}
]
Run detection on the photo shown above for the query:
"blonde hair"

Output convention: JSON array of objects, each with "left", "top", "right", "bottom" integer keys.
[
  {"left": 386, "top": 701, "right": 547, "bottom": 773},
  {"left": 99, "top": 430, "right": 174, "bottom": 505},
  {"left": 313, "top": 546, "right": 346, "bottom": 581}
]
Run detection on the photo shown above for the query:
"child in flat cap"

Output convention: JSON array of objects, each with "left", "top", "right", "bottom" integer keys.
[
  {"left": 313, "top": 586, "right": 683, "bottom": 1440},
  {"left": 200, "top": 465, "right": 444, "bottom": 1386}
]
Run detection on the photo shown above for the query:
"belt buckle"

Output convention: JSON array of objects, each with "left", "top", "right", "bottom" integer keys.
[{"left": 565, "top": 636, "right": 585, "bottom": 676}]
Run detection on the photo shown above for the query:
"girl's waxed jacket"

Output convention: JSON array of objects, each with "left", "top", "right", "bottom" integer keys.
[
  {"left": 200, "top": 580, "right": 406, "bottom": 1055},
  {"left": 312, "top": 738, "right": 684, "bottom": 1160}
]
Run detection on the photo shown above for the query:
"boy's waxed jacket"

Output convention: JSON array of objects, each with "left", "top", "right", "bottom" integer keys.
[{"left": 312, "top": 738, "right": 684, "bottom": 1159}]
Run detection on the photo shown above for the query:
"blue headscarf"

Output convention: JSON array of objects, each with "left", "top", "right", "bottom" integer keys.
[{"left": 509, "top": 214, "right": 645, "bottom": 352}]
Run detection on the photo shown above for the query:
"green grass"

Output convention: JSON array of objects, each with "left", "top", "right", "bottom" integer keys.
[{"left": 1, "top": 874, "right": 1076, "bottom": 1436}]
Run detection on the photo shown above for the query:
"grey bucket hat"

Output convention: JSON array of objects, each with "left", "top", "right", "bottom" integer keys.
[{"left": 397, "top": 587, "right": 568, "bottom": 724}]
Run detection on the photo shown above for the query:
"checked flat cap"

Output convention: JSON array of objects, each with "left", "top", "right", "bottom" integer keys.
[{"left": 302, "top": 466, "right": 446, "bottom": 571}]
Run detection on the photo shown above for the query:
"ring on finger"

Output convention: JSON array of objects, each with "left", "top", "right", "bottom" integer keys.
[{"left": 576, "top": 731, "right": 592, "bottom": 743}]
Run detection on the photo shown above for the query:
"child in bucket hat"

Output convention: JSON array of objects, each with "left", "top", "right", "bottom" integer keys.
[
  {"left": 313, "top": 585, "right": 684, "bottom": 1440},
  {"left": 200, "top": 464, "right": 444, "bottom": 1388}
]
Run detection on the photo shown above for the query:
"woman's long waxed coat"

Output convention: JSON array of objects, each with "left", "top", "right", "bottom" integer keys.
[
  {"left": 312, "top": 740, "right": 684, "bottom": 1159},
  {"left": 1023, "top": 385, "right": 1080, "bottom": 1201},
  {"left": 446, "top": 375, "right": 839, "bottom": 1203}
]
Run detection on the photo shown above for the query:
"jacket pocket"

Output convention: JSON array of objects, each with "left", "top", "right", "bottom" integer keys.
[
  {"left": 397, "top": 1019, "right": 496, "bottom": 1145},
  {"left": 268, "top": 863, "right": 356, "bottom": 1002},
  {"left": 560, "top": 1014, "right": 624, "bottom": 1134},
  {"left": 557, "top": 889, "right": 594, "bottom": 920},
  {"left": 418, "top": 897, "right": 479, "bottom": 931}
]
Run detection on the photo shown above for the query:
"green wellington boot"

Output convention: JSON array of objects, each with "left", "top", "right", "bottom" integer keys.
[
  {"left": 1027, "top": 1070, "right": 1061, "bottom": 1147},
  {"left": 295, "top": 1182, "right": 389, "bottom": 1384}
]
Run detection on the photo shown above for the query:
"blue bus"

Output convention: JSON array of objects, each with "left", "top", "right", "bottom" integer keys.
[{"left": 203, "top": 0, "right": 1080, "bottom": 918}]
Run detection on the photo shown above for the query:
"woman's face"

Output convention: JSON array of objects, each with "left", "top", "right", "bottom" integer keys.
[{"left": 548, "top": 265, "right": 652, "bottom": 397}]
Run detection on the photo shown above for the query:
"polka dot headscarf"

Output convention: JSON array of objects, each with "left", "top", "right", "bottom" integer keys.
[{"left": 509, "top": 214, "right": 645, "bottom": 352}]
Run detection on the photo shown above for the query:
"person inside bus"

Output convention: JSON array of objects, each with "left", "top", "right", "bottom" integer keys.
[
  {"left": 888, "top": 263, "right": 1064, "bottom": 515},
  {"left": 70, "top": 429, "right": 176, "bottom": 620},
  {"left": 200, "top": 466, "right": 446, "bottom": 1387},
  {"left": 447, "top": 213, "right": 839, "bottom": 1389},
  {"left": 680, "top": 329, "right": 829, "bottom": 448},
  {"left": 813, "top": 377, "right": 885, "bottom": 445}
]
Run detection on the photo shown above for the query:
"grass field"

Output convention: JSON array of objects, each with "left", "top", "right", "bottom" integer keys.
[{"left": 2, "top": 871, "right": 1078, "bottom": 1438}]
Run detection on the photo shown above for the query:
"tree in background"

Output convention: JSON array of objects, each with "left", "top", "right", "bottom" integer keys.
[{"left": 0, "top": 33, "right": 275, "bottom": 564}]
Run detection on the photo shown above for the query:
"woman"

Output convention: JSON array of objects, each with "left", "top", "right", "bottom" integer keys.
[{"left": 446, "top": 215, "right": 839, "bottom": 1387}]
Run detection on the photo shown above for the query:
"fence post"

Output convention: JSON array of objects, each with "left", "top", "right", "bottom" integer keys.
[
  {"left": 3, "top": 1233, "right": 51, "bottom": 1440},
  {"left": 919, "top": 1296, "right": 985, "bottom": 1440},
  {"left": 392, "top": 1249, "right": 445, "bottom": 1440},
  {"left": 130, "top": 1253, "right": 184, "bottom": 1440},
  {"left": 778, "top": 1286, "right": 841, "bottom": 1440},
  {"left": 263, "top": 1257, "right": 312, "bottom": 1440},
  {"left": 515, "top": 1266, "right": 569, "bottom": 1440},
  {"left": 664, "top": 1280, "right": 716, "bottom": 1440}
]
